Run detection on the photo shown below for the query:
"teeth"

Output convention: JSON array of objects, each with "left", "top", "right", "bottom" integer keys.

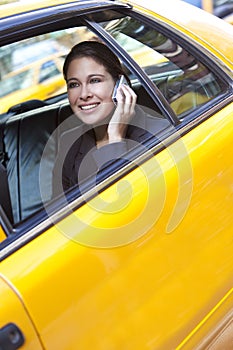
[{"left": 80, "top": 104, "right": 98, "bottom": 110}]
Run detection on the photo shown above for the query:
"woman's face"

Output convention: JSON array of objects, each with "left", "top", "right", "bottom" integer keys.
[{"left": 66, "top": 57, "right": 115, "bottom": 125}]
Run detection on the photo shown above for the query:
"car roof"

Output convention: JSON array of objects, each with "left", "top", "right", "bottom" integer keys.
[{"left": 1, "top": 0, "right": 232, "bottom": 67}]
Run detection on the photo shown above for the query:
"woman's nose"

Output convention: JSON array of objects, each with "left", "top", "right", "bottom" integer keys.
[{"left": 79, "top": 84, "right": 92, "bottom": 100}]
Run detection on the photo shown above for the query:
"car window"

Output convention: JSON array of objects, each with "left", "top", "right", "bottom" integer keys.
[
  {"left": 39, "top": 60, "right": 61, "bottom": 83},
  {"left": 0, "top": 69, "right": 34, "bottom": 98},
  {"left": 102, "top": 16, "right": 227, "bottom": 118},
  {"left": 0, "top": 22, "right": 173, "bottom": 228},
  {"left": 0, "top": 28, "right": 93, "bottom": 114}
]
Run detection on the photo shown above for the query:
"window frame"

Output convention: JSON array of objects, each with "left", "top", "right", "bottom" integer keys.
[{"left": 114, "top": 10, "right": 233, "bottom": 117}]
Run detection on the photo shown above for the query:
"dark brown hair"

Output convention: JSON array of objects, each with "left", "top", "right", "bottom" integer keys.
[{"left": 63, "top": 40, "right": 130, "bottom": 85}]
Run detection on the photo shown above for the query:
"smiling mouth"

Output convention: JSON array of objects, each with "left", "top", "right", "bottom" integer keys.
[{"left": 80, "top": 103, "right": 99, "bottom": 111}]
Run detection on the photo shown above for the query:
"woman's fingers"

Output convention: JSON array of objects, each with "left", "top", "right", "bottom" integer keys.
[
  {"left": 107, "top": 85, "right": 137, "bottom": 141},
  {"left": 116, "top": 84, "right": 137, "bottom": 119}
]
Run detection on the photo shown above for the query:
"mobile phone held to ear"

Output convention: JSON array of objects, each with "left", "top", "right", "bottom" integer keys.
[{"left": 112, "top": 75, "right": 128, "bottom": 105}]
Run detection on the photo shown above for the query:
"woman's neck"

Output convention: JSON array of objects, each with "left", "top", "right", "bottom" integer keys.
[{"left": 94, "top": 124, "right": 109, "bottom": 149}]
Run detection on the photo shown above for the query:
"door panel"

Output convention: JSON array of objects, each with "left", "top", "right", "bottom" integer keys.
[
  {"left": 0, "top": 104, "right": 232, "bottom": 349},
  {"left": 0, "top": 275, "right": 43, "bottom": 349}
]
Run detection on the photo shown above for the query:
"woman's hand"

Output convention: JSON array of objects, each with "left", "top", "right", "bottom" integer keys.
[{"left": 107, "top": 84, "right": 137, "bottom": 143}]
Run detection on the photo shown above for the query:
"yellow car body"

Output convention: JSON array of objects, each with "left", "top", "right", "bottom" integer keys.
[{"left": 0, "top": 1, "right": 232, "bottom": 349}]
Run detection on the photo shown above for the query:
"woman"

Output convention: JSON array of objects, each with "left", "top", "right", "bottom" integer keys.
[{"left": 52, "top": 41, "right": 168, "bottom": 196}]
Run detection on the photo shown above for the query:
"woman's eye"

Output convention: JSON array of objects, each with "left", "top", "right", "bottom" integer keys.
[
  {"left": 67, "top": 82, "right": 79, "bottom": 89},
  {"left": 90, "top": 77, "right": 101, "bottom": 84}
]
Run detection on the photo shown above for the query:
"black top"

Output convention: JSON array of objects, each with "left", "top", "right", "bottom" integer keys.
[{"left": 52, "top": 106, "right": 169, "bottom": 197}]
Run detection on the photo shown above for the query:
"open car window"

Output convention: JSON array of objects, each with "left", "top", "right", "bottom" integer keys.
[
  {"left": 0, "top": 22, "right": 170, "bottom": 233},
  {"left": 0, "top": 28, "right": 92, "bottom": 114},
  {"left": 0, "top": 9, "right": 230, "bottom": 242}
]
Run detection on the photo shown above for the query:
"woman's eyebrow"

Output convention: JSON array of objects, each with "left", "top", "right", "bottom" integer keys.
[
  {"left": 66, "top": 77, "right": 79, "bottom": 83},
  {"left": 88, "top": 74, "right": 105, "bottom": 77},
  {"left": 67, "top": 74, "right": 105, "bottom": 83}
]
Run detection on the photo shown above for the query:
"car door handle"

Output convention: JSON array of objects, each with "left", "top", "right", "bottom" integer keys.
[{"left": 0, "top": 323, "right": 24, "bottom": 349}]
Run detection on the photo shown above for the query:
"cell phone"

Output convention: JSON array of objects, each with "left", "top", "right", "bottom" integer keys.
[{"left": 112, "top": 75, "right": 128, "bottom": 105}]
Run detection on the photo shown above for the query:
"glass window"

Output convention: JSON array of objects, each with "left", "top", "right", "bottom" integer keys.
[
  {"left": 102, "top": 16, "right": 226, "bottom": 118},
  {"left": 0, "top": 27, "right": 94, "bottom": 114},
  {"left": 0, "top": 69, "right": 34, "bottom": 98},
  {"left": 39, "top": 60, "right": 61, "bottom": 83}
]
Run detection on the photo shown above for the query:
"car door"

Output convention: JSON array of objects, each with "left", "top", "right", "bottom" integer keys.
[
  {"left": 0, "top": 115, "right": 232, "bottom": 349},
  {"left": 0, "top": 3, "right": 233, "bottom": 350},
  {"left": 0, "top": 275, "right": 43, "bottom": 349}
]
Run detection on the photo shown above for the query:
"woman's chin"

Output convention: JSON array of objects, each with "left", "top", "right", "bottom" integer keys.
[{"left": 78, "top": 108, "right": 114, "bottom": 126}]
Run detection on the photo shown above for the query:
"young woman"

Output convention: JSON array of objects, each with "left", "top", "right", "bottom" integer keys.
[{"left": 52, "top": 41, "right": 168, "bottom": 196}]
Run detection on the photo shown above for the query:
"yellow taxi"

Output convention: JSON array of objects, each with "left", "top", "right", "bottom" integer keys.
[{"left": 0, "top": 0, "right": 232, "bottom": 349}]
